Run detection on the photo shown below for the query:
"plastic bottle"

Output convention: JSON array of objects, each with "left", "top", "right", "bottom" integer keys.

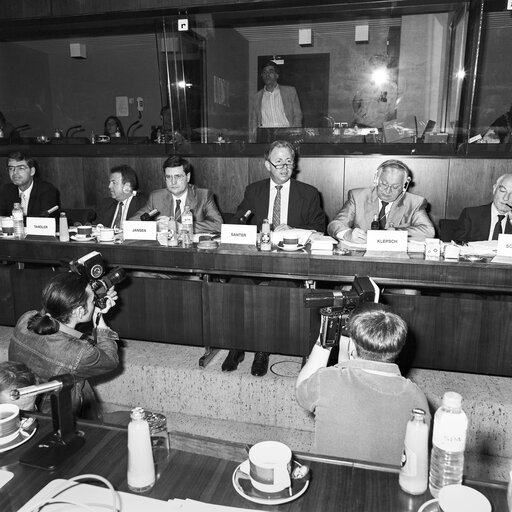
[
  {"left": 90, "top": 130, "right": 96, "bottom": 144},
  {"left": 260, "top": 218, "right": 271, "bottom": 251},
  {"left": 127, "top": 407, "right": 155, "bottom": 493},
  {"left": 399, "top": 408, "right": 429, "bottom": 495},
  {"left": 12, "top": 203, "right": 24, "bottom": 239},
  {"left": 428, "top": 391, "right": 468, "bottom": 498},
  {"left": 507, "top": 469, "right": 512, "bottom": 512},
  {"left": 182, "top": 205, "right": 193, "bottom": 236},
  {"left": 59, "top": 212, "right": 70, "bottom": 242},
  {"left": 370, "top": 214, "right": 380, "bottom": 230}
]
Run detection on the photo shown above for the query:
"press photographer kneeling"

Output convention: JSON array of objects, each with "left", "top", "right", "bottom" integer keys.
[
  {"left": 8, "top": 251, "right": 125, "bottom": 420},
  {"left": 296, "top": 283, "right": 429, "bottom": 466}
]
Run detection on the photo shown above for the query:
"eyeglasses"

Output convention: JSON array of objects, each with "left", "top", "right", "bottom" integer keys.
[
  {"left": 377, "top": 179, "right": 404, "bottom": 193},
  {"left": 8, "top": 165, "right": 29, "bottom": 172},
  {"left": 166, "top": 174, "right": 186, "bottom": 183},
  {"left": 267, "top": 160, "right": 294, "bottom": 171}
]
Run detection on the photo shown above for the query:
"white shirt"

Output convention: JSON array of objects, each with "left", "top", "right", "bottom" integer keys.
[
  {"left": 267, "top": 179, "right": 291, "bottom": 226},
  {"left": 111, "top": 192, "right": 136, "bottom": 229},
  {"left": 19, "top": 181, "right": 34, "bottom": 215},
  {"left": 488, "top": 204, "right": 509, "bottom": 241},
  {"left": 172, "top": 189, "right": 188, "bottom": 218},
  {"left": 261, "top": 85, "right": 290, "bottom": 128}
]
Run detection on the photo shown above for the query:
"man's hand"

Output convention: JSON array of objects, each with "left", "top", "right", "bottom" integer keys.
[
  {"left": 274, "top": 224, "right": 292, "bottom": 232},
  {"left": 93, "top": 288, "right": 118, "bottom": 327},
  {"left": 343, "top": 228, "right": 367, "bottom": 244}
]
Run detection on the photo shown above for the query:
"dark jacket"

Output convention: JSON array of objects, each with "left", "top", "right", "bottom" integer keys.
[
  {"left": 453, "top": 203, "right": 512, "bottom": 242},
  {"left": 94, "top": 192, "right": 147, "bottom": 227},
  {"left": 0, "top": 179, "right": 60, "bottom": 217}
]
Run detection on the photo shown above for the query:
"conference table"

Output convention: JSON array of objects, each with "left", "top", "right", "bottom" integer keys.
[
  {"left": 0, "top": 415, "right": 507, "bottom": 511},
  {"left": 0, "top": 236, "right": 511, "bottom": 376}
]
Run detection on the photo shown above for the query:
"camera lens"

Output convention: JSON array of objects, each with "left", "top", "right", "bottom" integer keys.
[{"left": 102, "top": 267, "right": 127, "bottom": 289}]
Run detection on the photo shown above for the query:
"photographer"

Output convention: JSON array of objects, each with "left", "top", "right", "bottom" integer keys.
[
  {"left": 8, "top": 272, "right": 119, "bottom": 420},
  {"left": 295, "top": 302, "right": 429, "bottom": 466}
]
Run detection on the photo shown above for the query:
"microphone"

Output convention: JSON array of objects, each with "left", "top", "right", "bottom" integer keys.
[
  {"left": 141, "top": 209, "right": 159, "bottom": 221},
  {"left": 13, "top": 124, "right": 31, "bottom": 132},
  {"left": 127, "top": 120, "right": 142, "bottom": 138},
  {"left": 39, "top": 205, "right": 59, "bottom": 217},
  {"left": 66, "top": 125, "right": 83, "bottom": 137},
  {"left": 10, "top": 379, "right": 64, "bottom": 401},
  {"left": 238, "top": 210, "right": 252, "bottom": 224}
]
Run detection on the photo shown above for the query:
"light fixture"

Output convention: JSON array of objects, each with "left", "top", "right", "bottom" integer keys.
[
  {"left": 69, "top": 43, "right": 86, "bottom": 59},
  {"left": 299, "top": 28, "right": 313, "bottom": 47},
  {"left": 355, "top": 25, "right": 369, "bottom": 43}
]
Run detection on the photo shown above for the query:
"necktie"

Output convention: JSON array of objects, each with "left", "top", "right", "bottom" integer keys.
[
  {"left": 112, "top": 201, "right": 124, "bottom": 229},
  {"left": 20, "top": 192, "right": 28, "bottom": 215},
  {"left": 272, "top": 185, "right": 282, "bottom": 229},
  {"left": 379, "top": 201, "right": 389, "bottom": 230},
  {"left": 174, "top": 199, "right": 182, "bottom": 223},
  {"left": 492, "top": 214, "right": 505, "bottom": 240}
]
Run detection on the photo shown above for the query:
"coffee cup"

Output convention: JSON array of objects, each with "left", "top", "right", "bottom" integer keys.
[
  {"left": 1, "top": 217, "right": 14, "bottom": 236},
  {"left": 248, "top": 441, "right": 292, "bottom": 493},
  {"left": 77, "top": 225, "right": 92, "bottom": 237},
  {"left": 282, "top": 237, "right": 299, "bottom": 247},
  {"left": 97, "top": 135, "right": 110, "bottom": 143},
  {"left": 0, "top": 404, "right": 20, "bottom": 445},
  {"left": 438, "top": 484, "right": 491, "bottom": 512},
  {"left": 99, "top": 227, "right": 115, "bottom": 242}
]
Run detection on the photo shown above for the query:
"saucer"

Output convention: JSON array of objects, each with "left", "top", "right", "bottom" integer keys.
[
  {"left": 277, "top": 243, "right": 305, "bottom": 252},
  {"left": 0, "top": 233, "right": 14, "bottom": 238},
  {"left": 0, "top": 417, "right": 37, "bottom": 454},
  {"left": 232, "top": 460, "right": 309, "bottom": 505},
  {"left": 71, "top": 235, "right": 96, "bottom": 242}
]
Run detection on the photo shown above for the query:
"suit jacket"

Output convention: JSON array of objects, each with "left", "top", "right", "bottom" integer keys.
[
  {"left": 130, "top": 184, "right": 223, "bottom": 233},
  {"left": 0, "top": 179, "right": 60, "bottom": 217},
  {"left": 327, "top": 187, "right": 435, "bottom": 240},
  {"left": 249, "top": 85, "right": 303, "bottom": 142},
  {"left": 234, "top": 178, "right": 325, "bottom": 233},
  {"left": 452, "top": 203, "right": 512, "bottom": 242},
  {"left": 94, "top": 193, "right": 147, "bottom": 227}
]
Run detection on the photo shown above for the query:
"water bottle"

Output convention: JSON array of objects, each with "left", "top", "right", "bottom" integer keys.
[
  {"left": 12, "top": 203, "right": 24, "bottom": 239},
  {"left": 182, "top": 205, "right": 193, "bottom": 236},
  {"left": 507, "top": 469, "right": 512, "bottom": 512},
  {"left": 399, "top": 408, "right": 429, "bottom": 495},
  {"left": 429, "top": 391, "right": 468, "bottom": 498},
  {"left": 59, "top": 212, "right": 70, "bottom": 242},
  {"left": 260, "top": 218, "right": 271, "bottom": 251},
  {"left": 127, "top": 407, "right": 155, "bottom": 493},
  {"left": 370, "top": 214, "right": 380, "bottom": 230}
]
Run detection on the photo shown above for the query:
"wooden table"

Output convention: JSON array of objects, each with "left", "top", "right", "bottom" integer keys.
[
  {"left": 1, "top": 237, "right": 511, "bottom": 375},
  {"left": 0, "top": 417, "right": 507, "bottom": 511}
]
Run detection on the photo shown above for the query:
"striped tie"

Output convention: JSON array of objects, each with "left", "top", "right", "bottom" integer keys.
[
  {"left": 174, "top": 199, "right": 182, "bottom": 223},
  {"left": 112, "top": 201, "right": 124, "bottom": 229},
  {"left": 272, "top": 185, "right": 282, "bottom": 229},
  {"left": 20, "top": 192, "right": 28, "bottom": 215}
]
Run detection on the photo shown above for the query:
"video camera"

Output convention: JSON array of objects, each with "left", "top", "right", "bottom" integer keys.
[
  {"left": 304, "top": 276, "right": 378, "bottom": 348},
  {"left": 69, "top": 251, "right": 126, "bottom": 308}
]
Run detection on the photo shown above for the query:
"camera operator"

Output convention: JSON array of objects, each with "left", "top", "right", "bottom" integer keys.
[
  {"left": 8, "top": 272, "right": 119, "bottom": 421},
  {"left": 295, "top": 302, "right": 429, "bottom": 466}
]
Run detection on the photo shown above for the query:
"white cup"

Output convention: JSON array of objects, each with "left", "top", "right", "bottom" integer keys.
[
  {"left": 99, "top": 227, "right": 115, "bottom": 242},
  {"left": 248, "top": 441, "right": 292, "bottom": 493},
  {"left": 0, "top": 404, "right": 20, "bottom": 445},
  {"left": 438, "top": 484, "right": 491, "bottom": 512},
  {"left": 1, "top": 217, "right": 14, "bottom": 236}
]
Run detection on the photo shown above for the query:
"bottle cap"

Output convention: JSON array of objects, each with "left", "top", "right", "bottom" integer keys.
[
  {"left": 411, "top": 408, "right": 426, "bottom": 418},
  {"left": 130, "top": 406, "right": 145, "bottom": 420},
  {"left": 442, "top": 391, "right": 462, "bottom": 408}
]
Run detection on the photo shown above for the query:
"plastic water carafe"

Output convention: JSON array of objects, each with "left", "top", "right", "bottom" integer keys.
[
  {"left": 260, "top": 218, "right": 271, "bottom": 251},
  {"left": 399, "top": 408, "right": 429, "bottom": 495},
  {"left": 59, "top": 212, "right": 69, "bottom": 242},
  {"left": 508, "top": 469, "right": 512, "bottom": 512},
  {"left": 182, "top": 205, "right": 193, "bottom": 235},
  {"left": 428, "top": 391, "right": 468, "bottom": 498},
  {"left": 127, "top": 407, "right": 155, "bottom": 493},
  {"left": 12, "top": 202, "right": 24, "bottom": 239}
]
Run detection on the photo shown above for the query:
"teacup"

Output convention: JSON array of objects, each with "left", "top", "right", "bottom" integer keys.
[
  {"left": 282, "top": 237, "right": 299, "bottom": 247},
  {"left": 248, "top": 441, "right": 292, "bottom": 493},
  {"left": 1, "top": 217, "right": 14, "bottom": 236},
  {"left": 77, "top": 225, "right": 93, "bottom": 237},
  {"left": 97, "top": 135, "right": 110, "bottom": 143},
  {"left": 438, "top": 484, "right": 491, "bottom": 512},
  {"left": 0, "top": 404, "right": 20, "bottom": 445},
  {"left": 99, "top": 227, "right": 115, "bottom": 242}
]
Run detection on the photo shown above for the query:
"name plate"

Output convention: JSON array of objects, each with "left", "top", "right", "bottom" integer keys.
[
  {"left": 123, "top": 220, "right": 157, "bottom": 240},
  {"left": 26, "top": 217, "right": 56, "bottom": 236},
  {"left": 366, "top": 230, "right": 408, "bottom": 252},
  {"left": 497, "top": 233, "right": 512, "bottom": 256},
  {"left": 221, "top": 224, "right": 257, "bottom": 245}
]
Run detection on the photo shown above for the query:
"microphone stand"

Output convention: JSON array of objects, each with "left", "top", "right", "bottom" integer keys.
[
  {"left": 66, "top": 125, "right": 83, "bottom": 137},
  {"left": 126, "top": 120, "right": 142, "bottom": 141},
  {"left": 12, "top": 374, "right": 86, "bottom": 470}
]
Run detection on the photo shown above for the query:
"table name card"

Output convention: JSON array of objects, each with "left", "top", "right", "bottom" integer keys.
[
  {"left": 221, "top": 224, "right": 257, "bottom": 245},
  {"left": 366, "top": 230, "right": 408, "bottom": 252},
  {"left": 26, "top": 217, "right": 56, "bottom": 236},
  {"left": 497, "top": 233, "right": 512, "bottom": 256},
  {"left": 124, "top": 220, "right": 157, "bottom": 240}
]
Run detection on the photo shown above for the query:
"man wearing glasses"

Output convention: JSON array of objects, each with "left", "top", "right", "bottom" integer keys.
[
  {"left": 130, "top": 155, "right": 223, "bottom": 233},
  {"left": 327, "top": 159, "right": 434, "bottom": 243},
  {"left": 0, "top": 151, "right": 59, "bottom": 217},
  {"left": 222, "top": 140, "right": 325, "bottom": 376}
]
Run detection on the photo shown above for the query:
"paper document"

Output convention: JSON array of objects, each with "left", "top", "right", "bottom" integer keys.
[
  {"left": 364, "top": 250, "right": 409, "bottom": 259},
  {"left": 461, "top": 241, "right": 497, "bottom": 257}
]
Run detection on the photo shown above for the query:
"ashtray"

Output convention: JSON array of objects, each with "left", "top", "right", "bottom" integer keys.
[
  {"left": 197, "top": 240, "right": 218, "bottom": 250},
  {"left": 461, "top": 255, "right": 485, "bottom": 262},
  {"left": 334, "top": 247, "right": 350, "bottom": 255}
]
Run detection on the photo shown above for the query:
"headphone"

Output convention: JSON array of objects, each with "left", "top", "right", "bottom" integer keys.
[{"left": 374, "top": 160, "right": 411, "bottom": 191}]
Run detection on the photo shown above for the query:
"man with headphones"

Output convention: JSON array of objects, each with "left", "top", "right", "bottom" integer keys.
[
  {"left": 94, "top": 165, "right": 147, "bottom": 229},
  {"left": 327, "top": 159, "right": 434, "bottom": 242}
]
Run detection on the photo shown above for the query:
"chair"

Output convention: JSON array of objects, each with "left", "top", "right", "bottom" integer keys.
[
  {"left": 62, "top": 208, "right": 95, "bottom": 226},
  {"left": 439, "top": 218, "right": 459, "bottom": 242}
]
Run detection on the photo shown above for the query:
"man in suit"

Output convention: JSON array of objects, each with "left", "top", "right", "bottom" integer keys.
[
  {"left": 327, "top": 159, "right": 434, "bottom": 243},
  {"left": 0, "top": 151, "right": 59, "bottom": 217},
  {"left": 249, "top": 60, "right": 302, "bottom": 142},
  {"left": 223, "top": 140, "right": 326, "bottom": 377},
  {"left": 94, "top": 165, "right": 146, "bottom": 229},
  {"left": 452, "top": 173, "right": 512, "bottom": 242},
  {"left": 130, "top": 155, "right": 223, "bottom": 233}
]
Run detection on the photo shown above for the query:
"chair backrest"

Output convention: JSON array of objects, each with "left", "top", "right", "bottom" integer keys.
[
  {"left": 62, "top": 208, "right": 95, "bottom": 226},
  {"left": 439, "top": 218, "right": 459, "bottom": 242}
]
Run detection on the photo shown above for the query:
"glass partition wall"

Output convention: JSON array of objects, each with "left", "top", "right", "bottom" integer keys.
[{"left": 0, "top": 0, "right": 498, "bottom": 153}]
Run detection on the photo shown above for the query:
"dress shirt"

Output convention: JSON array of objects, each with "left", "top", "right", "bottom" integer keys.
[
  {"left": 172, "top": 189, "right": 188, "bottom": 219},
  {"left": 267, "top": 179, "right": 290, "bottom": 226},
  {"left": 19, "top": 181, "right": 34, "bottom": 215},
  {"left": 488, "top": 204, "right": 509, "bottom": 240},
  {"left": 261, "top": 85, "right": 290, "bottom": 127},
  {"left": 338, "top": 198, "right": 394, "bottom": 240},
  {"left": 111, "top": 193, "right": 135, "bottom": 229}
]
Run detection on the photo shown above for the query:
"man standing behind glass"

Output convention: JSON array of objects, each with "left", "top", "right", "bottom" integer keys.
[
  {"left": 222, "top": 140, "right": 325, "bottom": 377},
  {"left": 0, "top": 151, "right": 59, "bottom": 217},
  {"left": 249, "top": 61, "right": 303, "bottom": 142},
  {"left": 130, "top": 155, "right": 223, "bottom": 233}
]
